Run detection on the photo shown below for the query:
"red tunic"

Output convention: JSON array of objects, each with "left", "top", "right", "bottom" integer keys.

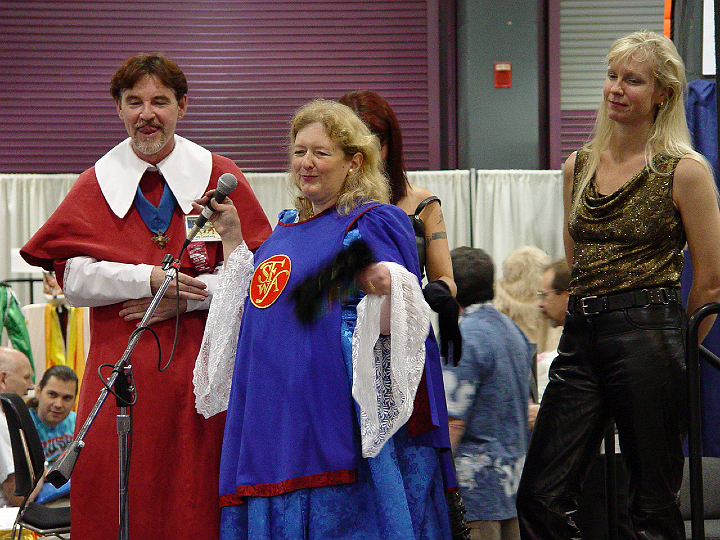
[{"left": 21, "top": 154, "right": 271, "bottom": 540}]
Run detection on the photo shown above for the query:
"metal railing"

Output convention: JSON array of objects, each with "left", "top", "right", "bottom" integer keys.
[
  {"left": 0, "top": 278, "right": 43, "bottom": 305},
  {"left": 602, "top": 302, "right": 720, "bottom": 540},
  {"left": 686, "top": 303, "right": 720, "bottom": 540}
]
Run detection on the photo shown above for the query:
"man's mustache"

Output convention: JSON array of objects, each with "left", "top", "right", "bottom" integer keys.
[{"left": 134, "top": 121, "right": 163, "bottom": 129}]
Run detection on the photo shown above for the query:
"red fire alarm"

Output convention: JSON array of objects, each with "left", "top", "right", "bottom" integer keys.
[{"left": 494, "top": 62, "right": 512, "bottom": 88}]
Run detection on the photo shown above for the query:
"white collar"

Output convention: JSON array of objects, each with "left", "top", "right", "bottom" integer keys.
[{"left": 94, "top": 135, "right": 212, "bottom": 217}]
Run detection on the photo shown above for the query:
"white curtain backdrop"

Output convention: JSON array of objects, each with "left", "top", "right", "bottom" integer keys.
[
  {"left": 473, "top": 169, "right": 565, "bottom": 274},
  {"left": 0, "top": 170, "right": 564, "bottom": 308},
  {"left": 245, "top": 172, "right": 295, "bottom": 225},
  {"left": 0, "top": 174, "right": 79, "bottom": 305}
]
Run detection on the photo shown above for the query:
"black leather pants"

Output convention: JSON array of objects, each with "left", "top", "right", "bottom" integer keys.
[{"left": 516, "top": 303, "right": 687, "bottom": 540}]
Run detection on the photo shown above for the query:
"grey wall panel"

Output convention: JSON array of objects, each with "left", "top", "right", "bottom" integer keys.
[{"left": 456, "top": 0, "right": 540, "bottom": 169}]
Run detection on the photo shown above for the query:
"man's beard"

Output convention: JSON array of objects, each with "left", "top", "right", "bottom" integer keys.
[{"left": 132, "top": 123, "right": 167, "bottom": 155}]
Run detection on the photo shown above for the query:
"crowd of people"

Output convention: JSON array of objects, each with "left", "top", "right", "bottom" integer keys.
[{"left": 0, "top": 28, "right": 714, "bottom": 540}]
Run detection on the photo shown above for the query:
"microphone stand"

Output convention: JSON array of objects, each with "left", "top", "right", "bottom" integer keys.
[{"left": 46, "top": 254, "right": 181, "bottom": 540}]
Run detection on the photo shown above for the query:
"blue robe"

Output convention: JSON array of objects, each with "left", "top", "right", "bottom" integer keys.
[{"left": 220, "top": 203, "right": 452, "bottom": 539}]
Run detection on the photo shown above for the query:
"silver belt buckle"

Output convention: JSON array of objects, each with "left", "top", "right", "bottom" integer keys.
[
  {"left": 661, "top": 288, "right": 672, "bottom": 304},
  {"left": 581, "top": 295, "right": 598, "bottom": 315},
  {"left": 640, "top": 288, "right": 652, "bottom": 306}
]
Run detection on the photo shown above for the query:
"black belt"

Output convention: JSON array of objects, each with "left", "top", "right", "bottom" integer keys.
[{"left": 568, "top": 287, "right": 681, "bottom": 316}]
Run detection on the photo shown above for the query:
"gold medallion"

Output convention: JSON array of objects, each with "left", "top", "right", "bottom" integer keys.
[{"left": 151, "top": 231, "right": 170, "bottom": 249}]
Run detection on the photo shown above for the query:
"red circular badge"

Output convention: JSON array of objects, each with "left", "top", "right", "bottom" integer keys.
[{"left": 250, "top": 254, "right": 291, "bottom": 308}]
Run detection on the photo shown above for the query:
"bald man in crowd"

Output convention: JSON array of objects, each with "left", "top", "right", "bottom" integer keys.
[{"left": 0, "top": 347, "right": 36, "bottom": 506}]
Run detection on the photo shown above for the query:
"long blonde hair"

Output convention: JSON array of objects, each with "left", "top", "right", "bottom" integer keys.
[
  {"left": 289, "top": 99, "right": 390, "bottom": 219},
  {"left": 494, "top": 246, "right": 557, "bottom": 353},
  {"left": 573, "top": 30, "right": 706, "bottom": 211}
]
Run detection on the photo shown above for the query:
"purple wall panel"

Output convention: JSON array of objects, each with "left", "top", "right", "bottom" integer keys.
[
  {"left": 0, "top": 0, "right": 441, "bottom": 173},
  {"left": 560, "top": 109, "right": 597, "bottom": 164}
]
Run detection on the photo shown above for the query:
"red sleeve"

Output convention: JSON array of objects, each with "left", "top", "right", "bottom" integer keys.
[
  {"left": 20, "top": 168, "right": 111, "bottom": 272},
  {"left": 211, "top": 155, "right": 272, "bottom": 251}
]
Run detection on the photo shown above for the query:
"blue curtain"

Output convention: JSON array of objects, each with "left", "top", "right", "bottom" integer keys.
[{"left": 682, "top": 78, "right": 720, "bottom": 457}]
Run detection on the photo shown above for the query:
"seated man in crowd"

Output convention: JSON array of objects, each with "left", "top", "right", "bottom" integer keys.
[
  {"left": 26, "top": 365, "right": 78, "bottom": 504},
  {"left": 27, "top": 365, "right": 78, "bottom": 465},
  {"left": 0, "top": 347, "right": 37, "bottom": 507}
]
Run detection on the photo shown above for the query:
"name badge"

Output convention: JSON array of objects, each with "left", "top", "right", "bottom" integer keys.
[{"left": 185, "top": 215, "right": 222, "bottom": 241}]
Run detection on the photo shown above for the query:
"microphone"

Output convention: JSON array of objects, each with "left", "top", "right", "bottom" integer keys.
[{"left": 185, "top": 172, "right": 238, "bottom": 244}]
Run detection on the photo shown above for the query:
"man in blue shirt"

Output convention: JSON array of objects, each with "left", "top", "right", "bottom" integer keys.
[
  {"left": 28, "top": 365, "right": 78, "bottom": 504},
  {"left": 28, "top": 365, "right": 77, "bottom": 465},
  {"left": 27, "top": 365, "right": 77, "bottom": 504},
  {"left": 444, "top": 247, "right": 534, "bottom": 540}
]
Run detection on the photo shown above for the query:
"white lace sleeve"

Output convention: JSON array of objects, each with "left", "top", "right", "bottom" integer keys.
[
  {"left": 351, "top": 261, "right": 430, "bottom": 457},
  {"left": 193, "top": 242, "right": 254, "bottom": 418}
]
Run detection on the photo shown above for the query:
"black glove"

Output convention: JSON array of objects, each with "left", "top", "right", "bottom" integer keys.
[
  {"left": 291, "top": 240, "right": 375, "bottom": 324},
  {"left": 423, "top": 280, "right": 462, "bottom": 365}
]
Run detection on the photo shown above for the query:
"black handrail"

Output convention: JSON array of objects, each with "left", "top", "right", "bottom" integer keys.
[
  {"left": 699, "top": 344, "right": 720, "bottom": 373},
  {"left": 0, "top": 278, "right": 43, "bottom": 305},
  {"left": 600, "top": 305, "right": 720, "bottom": 540},
  {"left": 686, "top": 302, "right": 720, "bottom": 540}
]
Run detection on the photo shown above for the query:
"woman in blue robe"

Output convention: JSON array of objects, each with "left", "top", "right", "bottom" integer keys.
[{"left": 193, "top": 99, "right": 453, "bottom": 540}]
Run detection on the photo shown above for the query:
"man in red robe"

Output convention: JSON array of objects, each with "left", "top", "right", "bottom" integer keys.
[{"left": 21, "top": 53, "right": 271, "bottom": 540}]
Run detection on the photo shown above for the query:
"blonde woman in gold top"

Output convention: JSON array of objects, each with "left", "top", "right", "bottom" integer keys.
[{"left": 517, "top": 31, "right": 720, "bottom": 540}]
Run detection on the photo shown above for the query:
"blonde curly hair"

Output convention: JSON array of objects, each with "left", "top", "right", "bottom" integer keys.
[
  {"left": 494, "top": 246, "right": 558, "bottom": 353},
  {"left": 288, "top": 99, "right": 390, "bottom": 220}
]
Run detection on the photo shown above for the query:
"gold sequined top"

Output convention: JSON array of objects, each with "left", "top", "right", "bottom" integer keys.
[{"left": 568, "top": 149, "right": 686, "bottom": 297}]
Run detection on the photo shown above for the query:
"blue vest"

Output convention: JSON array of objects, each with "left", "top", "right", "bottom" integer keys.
[{"left": 220, "top": 204, "right": 379, "bottom": 499}]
